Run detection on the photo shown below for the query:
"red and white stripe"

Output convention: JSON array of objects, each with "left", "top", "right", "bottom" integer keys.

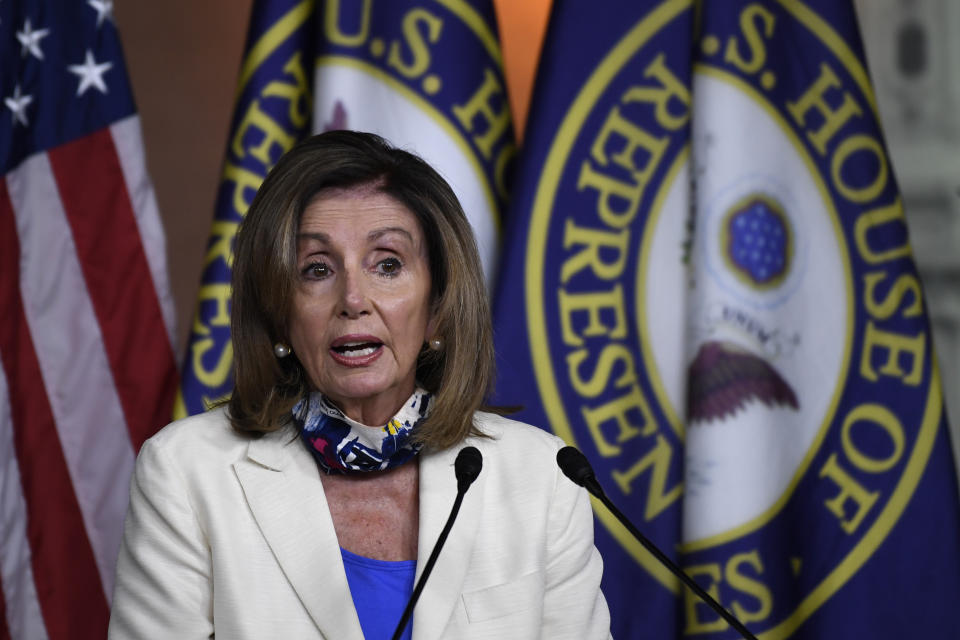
[
  {"left": 0, "top": 365, "right": 49, "bottom": 640},
  {"left": 0, "top": 115, "right": 177, "bottom": 640}
]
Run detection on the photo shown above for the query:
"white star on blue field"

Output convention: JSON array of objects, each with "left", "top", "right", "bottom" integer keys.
[{"left": 728, "top": 200, "right": 789, "bottom": 284}]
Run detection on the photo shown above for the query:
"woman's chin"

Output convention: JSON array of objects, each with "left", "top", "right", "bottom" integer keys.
[{"left": 319, "top": 376, "right": 416, "bottom": 420}]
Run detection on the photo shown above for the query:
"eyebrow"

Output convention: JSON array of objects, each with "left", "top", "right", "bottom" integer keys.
[
  {"left": 297, "top": 227, "right": 416, "bottom": 244},
  {"left": 298, "top": 231, "right": 330, "bottom": 243},
  {"left": 368, "top": 227, "right": 415, "bottom": 244}
]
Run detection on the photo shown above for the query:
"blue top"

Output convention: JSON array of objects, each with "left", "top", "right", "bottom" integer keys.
[{"left": 340, "top": 547, "right": 417, "bottom": 640}]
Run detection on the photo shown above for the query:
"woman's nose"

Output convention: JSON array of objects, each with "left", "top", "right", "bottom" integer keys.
[{"left": 337, "top": 269, "right": 370, "bottom": 318}]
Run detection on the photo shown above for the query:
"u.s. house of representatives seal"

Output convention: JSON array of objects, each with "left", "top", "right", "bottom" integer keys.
[
  {"left": 313, "top": 0, "right": 515, "bottom": 281},
  {"left": 178, "top": 0, "right": 514, "bottom": 417},
  {"left": 523, "top": 1, "right": 941, "bottom": 636}
]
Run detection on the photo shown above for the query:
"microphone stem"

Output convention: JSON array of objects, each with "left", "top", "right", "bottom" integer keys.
[
  {"left": 392, "top": 488, "right": 466, "bottom": 640},
  {"left": 586, "top": 480, "right": 758, "bottom": 640}
]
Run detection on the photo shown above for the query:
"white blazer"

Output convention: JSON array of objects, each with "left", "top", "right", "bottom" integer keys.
[{"left": 108, "top": 408, "right": 611, "bottom": 639}]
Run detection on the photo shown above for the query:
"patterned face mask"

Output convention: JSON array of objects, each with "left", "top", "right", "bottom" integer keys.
[{"left": 292, "top": 388, "right": 432, "bottom": 474}]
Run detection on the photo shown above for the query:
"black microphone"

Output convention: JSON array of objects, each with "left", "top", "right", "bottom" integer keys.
[
  {"left": 455, "top": 445, "right": 483, "bottom": 492},
  {"left": 392, "top": 446, "right": 482, "bottom": 640},
  {"left": 556, "top": 446, "right": 759, "bottom": 640},
  {"left": 557, "top": 444, "right": 602, "bottom": 495}
]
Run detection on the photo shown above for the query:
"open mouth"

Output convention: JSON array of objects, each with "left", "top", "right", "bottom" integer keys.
[
  {"left": 332, "top": 341, "right": 381, "bottom": 357},
  {"left": 329, "top": 336, "right": 384, "bottom": 366}
]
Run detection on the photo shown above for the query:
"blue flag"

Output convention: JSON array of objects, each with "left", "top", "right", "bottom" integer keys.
[
  {"left": 177, "top": 0, "right": 514, "bottom": 418},
  {"left": 492, "top": 0, "right": 960, "bottom": 637}
]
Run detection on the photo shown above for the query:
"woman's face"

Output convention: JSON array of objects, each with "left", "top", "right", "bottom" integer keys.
[{"left": 289, "top": 187, "right": 434, "bottom": 425}]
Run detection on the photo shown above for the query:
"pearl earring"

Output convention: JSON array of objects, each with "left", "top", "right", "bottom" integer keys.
[
  {"left": 274, "top": 343, "right": 291, "bottom": 358},
  {"left": 428, "top": 337, "right": 443, "bottom": 351}
]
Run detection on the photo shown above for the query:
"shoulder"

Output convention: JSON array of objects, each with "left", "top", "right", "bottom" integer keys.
[
  {"left": 472, "top": 411, "right": 564, "bottom": 449},
  {"left": 136, "top": 407, "right": 283, "bottom": 479},
  {"left": 130, "top": 408, "right": 306, "bottom": 523},
  {"left": 143, "top": 406, "right": 246, "bottom": 455},
  {"left": 468, "top": 411, "right": 567, "bottom": 474}
]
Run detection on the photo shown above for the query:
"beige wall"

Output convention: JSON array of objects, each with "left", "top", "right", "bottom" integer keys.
[{"left": 115, "top": 0, "right": 253, "bottom": 357}]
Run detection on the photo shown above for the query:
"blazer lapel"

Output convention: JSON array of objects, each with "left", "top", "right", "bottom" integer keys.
[
  {"left": 233, "top": 429, "right": 365, "bottom": 640},
  {"left": 412, "top": 443, "right": 485, "bottom": 640}
]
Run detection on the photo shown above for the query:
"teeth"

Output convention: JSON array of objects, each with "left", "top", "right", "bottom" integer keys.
[
  {"left": 344, "top": 346, "right": 376, "bottom": 357},
  {"left": 334, "top": 342, "right": 379, "bottom": 357}
]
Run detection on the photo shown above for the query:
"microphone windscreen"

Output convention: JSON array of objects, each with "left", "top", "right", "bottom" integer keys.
[
  {"left": 455, "top": 446, "right": 483, "bottom": 487},
  {"left": 556, "top": 446, "right": 595, "bottom": 487}
]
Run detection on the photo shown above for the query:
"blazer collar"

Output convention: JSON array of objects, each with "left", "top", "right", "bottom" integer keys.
[
  {"left": 412, "top": 442, "right": 485, "bottom": 640},
  {"left": 236, "top": 430, "right": 486, "bottom": 640},
  {"left": 234, "top": 428, "right": 365, "bottom": 640}
]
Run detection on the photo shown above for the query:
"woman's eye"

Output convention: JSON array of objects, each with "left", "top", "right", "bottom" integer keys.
[
  {"left": 302, "top": 262, "right": 329, "bottom": 279},
  {"left": 377, "top": 257, "right": 402, "bottom": 276}
]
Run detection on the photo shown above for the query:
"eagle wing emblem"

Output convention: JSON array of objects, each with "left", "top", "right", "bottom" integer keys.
[{"left": 687, "top": 340, "right": 799, "bottom": 424}]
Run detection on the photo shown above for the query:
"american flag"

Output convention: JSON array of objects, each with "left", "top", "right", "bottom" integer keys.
[{"left": 1, "top": 1, "right": 178, "bottom": 637}]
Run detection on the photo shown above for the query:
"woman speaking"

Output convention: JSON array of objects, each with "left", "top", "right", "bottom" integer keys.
[{"left": 108, "top": 131, "right": 611, "bottom": 639}]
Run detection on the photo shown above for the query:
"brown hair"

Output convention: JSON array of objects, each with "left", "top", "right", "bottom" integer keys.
[{"left": 228, "top": 130, "right": 494, "bottom": 449}]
